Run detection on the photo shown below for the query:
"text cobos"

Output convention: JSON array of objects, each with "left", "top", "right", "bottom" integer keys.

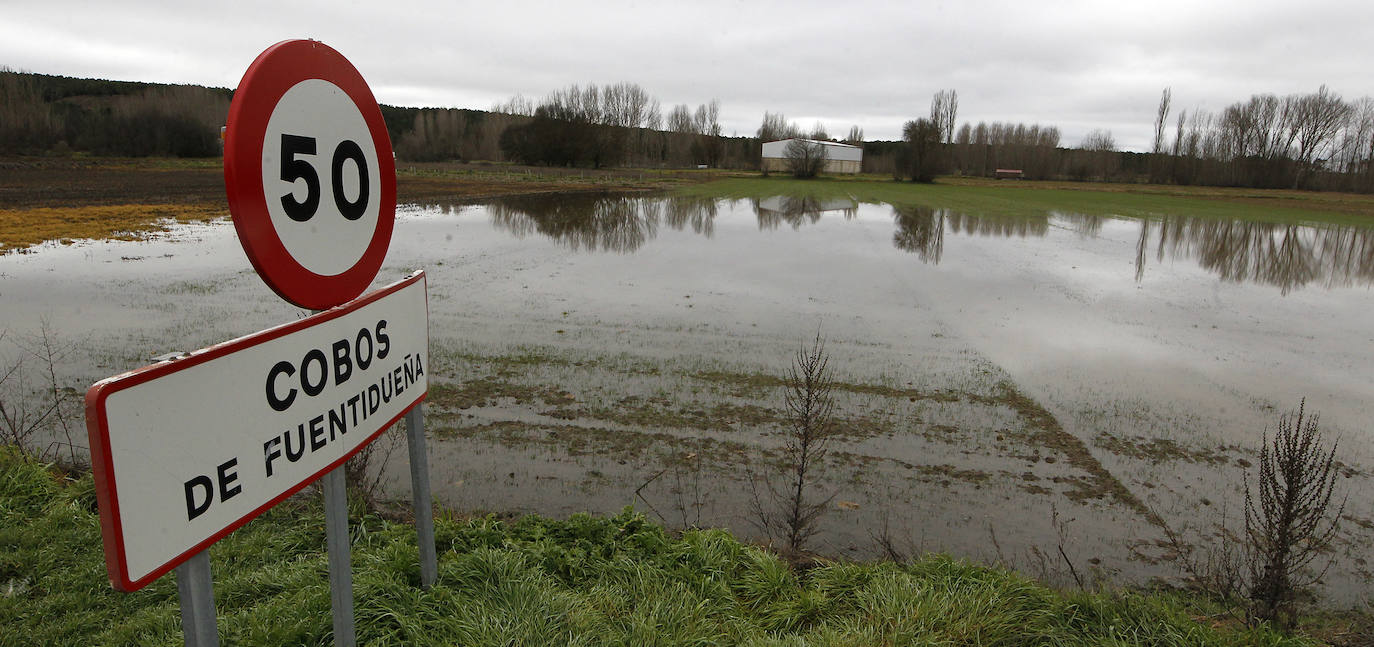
[{"left": 266, "top": 321, "right": 390, "bottom": 412}]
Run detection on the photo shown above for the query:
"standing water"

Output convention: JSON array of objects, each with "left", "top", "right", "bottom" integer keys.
[{"left": 2, "top": 192, "right": 1370, "bottom": 601}]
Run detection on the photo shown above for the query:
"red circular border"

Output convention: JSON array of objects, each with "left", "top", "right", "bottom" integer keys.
[{"left": 224, "top": 40, "right": 396, "bottom": 310}]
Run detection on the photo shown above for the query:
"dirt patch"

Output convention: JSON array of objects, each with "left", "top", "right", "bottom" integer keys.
[
  {"left": 690, "top": 369, "right": 962, "bottom": 403},
  {"left": 1092, "top": 433, "right": 1239, "bottom": 466},
  {"left": 428, "top": 377, "right": 577, "bottom": 410},
  {"left": 432, "top": 418, "right": 751, "bottom": 463},
  {"left": 541, "top": 396, "right": 781, "bottom": 434},
  {"left": 971, "top": 381, "right": 1161, "bottom": 526}
]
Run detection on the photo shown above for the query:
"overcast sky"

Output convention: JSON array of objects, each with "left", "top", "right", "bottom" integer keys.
[{"left": 3, "top": 0, "right": 1370, "bottom": 151}]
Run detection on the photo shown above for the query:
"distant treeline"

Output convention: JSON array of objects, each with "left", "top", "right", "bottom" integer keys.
[
  {"left": 4, "top": 70, "right": 1372, "bottom": 193},
  {"left": 883, "top": 87, "right": 1374, "bottom": 192},
  {"left": 0, "top": 70, "right": 230, "bottom": 157},
  {"left": 0, "top": 71, "right": 763, "bottom": 169}
]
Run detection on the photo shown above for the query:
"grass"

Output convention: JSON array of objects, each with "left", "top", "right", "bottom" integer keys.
[
  {"left": 0, "top": 445, "right": 1337, "bottom": 646},
  {"left": 0, "top": 203, "right": 225, "bottom": 253},
  {"left": 677, "top": 176, "right": 1374, "bottom": 228}
]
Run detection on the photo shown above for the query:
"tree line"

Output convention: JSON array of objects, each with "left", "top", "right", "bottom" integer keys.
[
  {"left": 0, "top": 70, "right": 228, "bottom": 157},
  {"left": 876, "top": 86, "right": 1371, "bottom": 194},
  {"left": 5, "top": 68, "right": 1372, "bottom": 193},
  {"left": 492, "top": 83, "right": 734, "bottom": 168},
  {"left": 1144, "top": 86, "right": 1374, "bottom": 191}
]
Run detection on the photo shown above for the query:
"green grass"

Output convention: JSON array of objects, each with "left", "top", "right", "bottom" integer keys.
[
  {"left": 678, "top": 177, "right": 1374, "bottom": 228},
  {"left": 0, "top": 446, "right": 1325, "bottom": 646}
]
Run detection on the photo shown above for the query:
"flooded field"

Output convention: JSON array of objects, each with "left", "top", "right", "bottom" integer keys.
[{"left": 3, "top": 191, "right": 1372, "bottom": 602}]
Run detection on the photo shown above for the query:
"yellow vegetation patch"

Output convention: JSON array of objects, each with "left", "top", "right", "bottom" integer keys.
[{"left": 0, "top": 203, "right": 226, "bottom": 253}]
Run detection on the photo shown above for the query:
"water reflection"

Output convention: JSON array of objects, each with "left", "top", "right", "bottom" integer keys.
[
  {"left": 891, "top": 206, "right": 1051, "bottom": 263},
  {"left": 1134, "top": 217, "right": 1374, "bottom": 294},
  {"left": 425, "top": 192, "right": 1374, "bottom": 292},
  {"left": 665, "top": 194, "right": 718, "bottom": 238},
  {"left": 483, "top": 193, "right": 861, "bottom": 252},
  {"left": 888, "top": 204, "right": 1373, "bottom": 292},
  {"left": 1132, "top": 218, "right": 1374, "bottom": 293},
  {"left": 488, "top": 193, "right": 662, "bottom": 253},
  {"left": 753, "top": 196, "right": 858, "bottom": 230}
]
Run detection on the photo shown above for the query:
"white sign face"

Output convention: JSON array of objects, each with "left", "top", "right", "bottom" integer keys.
[
  {"left": 223, "top": 39, "right": 397, "bottom": 311},
  {"left": 261, "top": 79, "right": 382, "bottom": 277},
  {"left": 85, "top": 272, "right": 427, "bottom": 591}
]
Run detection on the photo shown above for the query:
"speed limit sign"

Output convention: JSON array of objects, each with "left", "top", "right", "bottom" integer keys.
[{"left": 224, "top": 40, "right": 397, "bottom": 310}]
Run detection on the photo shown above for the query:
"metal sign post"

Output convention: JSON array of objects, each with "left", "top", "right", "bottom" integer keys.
[
  {"left": 175, "top": 552, "right": 218, "bottom": 647},
  {"left": 406, "top": 403, "right": 438, "bottom": 588},
  {"left": 322, "top": 467, "right": 356, "bottom": 647}
]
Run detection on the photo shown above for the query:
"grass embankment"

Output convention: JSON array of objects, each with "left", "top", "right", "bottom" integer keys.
[
  {"left": 677, "top": 176, "right": 1374, "bottom": 227},
  {"left": 0, "top": 447, "right": 1316, "bottom": 646}
]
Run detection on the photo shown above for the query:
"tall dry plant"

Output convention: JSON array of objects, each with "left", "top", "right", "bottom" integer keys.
[
  {"left": 746, "top": 333, "right": 839, "bottom": 555},
  {"left": 0, "top": 326, "right": 80, "bottom": 464},
  {"left": 1244, "top": 398, "right": 1346, "bottom": 628},
  {"left": 778, "top": 333, "right": 837, "bottom": 552}
]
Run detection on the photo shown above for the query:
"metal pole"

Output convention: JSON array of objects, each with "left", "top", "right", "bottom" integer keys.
[
  {"left": 309, "top": 305, "right": 356, "bottom": 647},
  {"left": 322, "top": 467, "right": 356, "bottom": 647},
  {"left": 175, "top": 551, "right": 219, "bottom": 647},
  {"left": 405, "top": 403, "right": 438, "bottom": 588}
]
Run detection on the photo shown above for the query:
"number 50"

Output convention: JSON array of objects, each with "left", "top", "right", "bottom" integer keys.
[{"left": 279, "top": 134, "right": 370, "bottom": 222}]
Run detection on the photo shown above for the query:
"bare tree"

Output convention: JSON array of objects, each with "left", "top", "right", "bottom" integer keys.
[
  {"left": 492, "top": 94, "right": 536, "bottom": 116},
  {"left": 1081, "top": 129, "right": 1115, "bottom": 151},
  {"left": 692, "top": 100, "right": 720, "bottom": 136},
  {"left": 645, "top": 99, "right": 662, "bottom": 131},
  {"left": 1079, "top": 129, "right": 1118, "bottom": 181},
  {"left": 1152, "top": 87, "right": 1172, "bottom": 154},
  {"left": 1245, "top": 398, "right": 1346, "bottom": 628},
  {"left": 785, "top": 139, "right": 827, "bottom": 178},
  {"left": 757, "top": 112, "right": 796, "bottom": 141},
  {"left": 667, "top": 104, "right": 695, "bottom": 134},
  {"left": 902, "top": 118, "right": 942, "bottom": 182},
  {"left": 845, "top": 125, "right": 864, "bottom": 144},
  {"left": 1284, "top": 85, "right": 1352, "bottom": 189},
  {"left": 809, "top": 121, "right": 829, "bottom": 141},
  {"left": 930, "top": 89, "right": 959, "bottom": 144}
]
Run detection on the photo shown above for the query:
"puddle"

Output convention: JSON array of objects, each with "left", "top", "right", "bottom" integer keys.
[{"left": 3, "top": 192, "right": 1371, "bottom": 602}]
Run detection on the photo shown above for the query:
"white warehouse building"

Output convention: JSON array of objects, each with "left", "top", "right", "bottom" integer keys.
[{"left": 760, "top": 138, "right": 863, "bottom": 174}]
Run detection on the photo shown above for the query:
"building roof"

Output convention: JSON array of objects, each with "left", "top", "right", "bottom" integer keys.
[{"left": 760, "top": 138, "right": 863, "bottom": 162}]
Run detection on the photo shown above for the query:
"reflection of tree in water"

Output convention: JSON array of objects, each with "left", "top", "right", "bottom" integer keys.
[
  {"left": 486, "top": 193, "right": 723, "bottom": 253},
  {"left": 1054, "top": 211, "right": 1105, "bottom": 238},
  {"left": 488, "top": 193, "right": 656, "bottom": 253},
  {"left": 891, "top": 206, "right": 1050, "bottom": 263},
  {"left": 1134, "top": 217, "right": 1374, "bottom": 293},
  {"left": 753, "top": 196, "right": 858, "bottom": 231},
  {"left": 664, "top": 194, "right": 718, "bottom": 238},
  {"left": 891, "top": 206, "right": 945, "bottom": 263},
  {"left": 403, "top": 199, "right": 466, "bottom": 216}
]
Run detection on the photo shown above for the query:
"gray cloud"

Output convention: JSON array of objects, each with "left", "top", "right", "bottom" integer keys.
[{"left": 3, "top": 0, "right": 1369, "bottom": 151}]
